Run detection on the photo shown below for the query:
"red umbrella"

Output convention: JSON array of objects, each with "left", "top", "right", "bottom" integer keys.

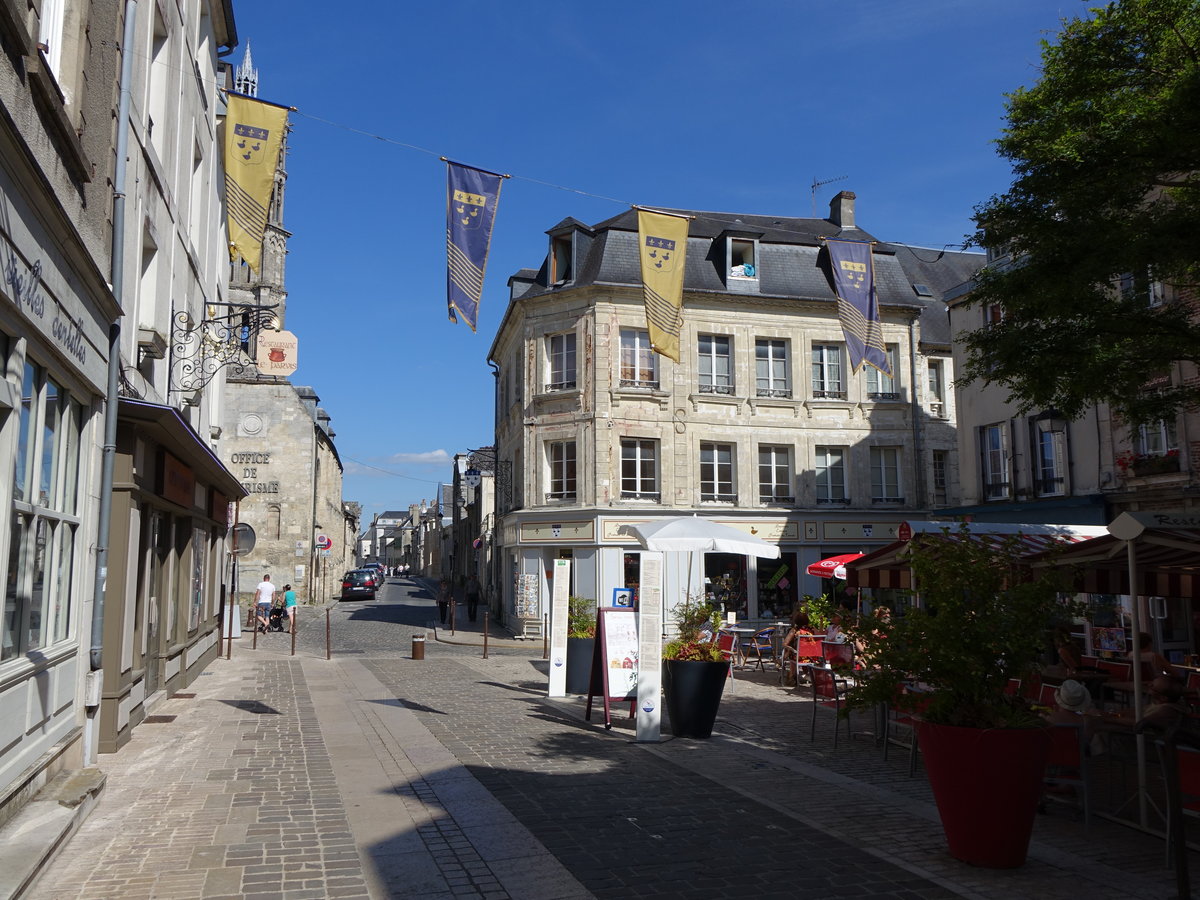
[{"left": 806, "top": 552, "right": 864, "bottom": 580}]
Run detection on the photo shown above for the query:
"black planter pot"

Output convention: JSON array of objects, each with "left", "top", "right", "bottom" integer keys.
[
  {"left": 663, "top": 659, "right": 728, "bottom": 738},
  {"left": 565, "top": 637, "right": 595, "bottom": 695}
]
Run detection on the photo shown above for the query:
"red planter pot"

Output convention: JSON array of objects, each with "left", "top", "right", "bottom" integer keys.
[{"left": 916, "top": 720, "right": 1050, "bottom": 868}]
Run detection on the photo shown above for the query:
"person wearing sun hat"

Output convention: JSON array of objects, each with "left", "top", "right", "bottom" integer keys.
[{"left": 1054, "top": 679, "right": 1093, "bottom": 716}]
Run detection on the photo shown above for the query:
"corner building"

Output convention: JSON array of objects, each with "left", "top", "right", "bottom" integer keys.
[{"left": 488, "top": 193, "right": 983, "bottom": 631}]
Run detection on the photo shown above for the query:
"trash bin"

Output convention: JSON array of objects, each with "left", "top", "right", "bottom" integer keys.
[{"left": 412, "top": 634, "right": 426, "bottom": 660}]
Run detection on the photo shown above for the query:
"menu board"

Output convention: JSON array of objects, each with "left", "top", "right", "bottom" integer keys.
[{"left": 601, "top": 608, "right": 639, "bottom": 699}]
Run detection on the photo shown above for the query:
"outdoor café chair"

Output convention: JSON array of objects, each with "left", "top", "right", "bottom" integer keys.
[
  {"left": 715, "top": 631, "right": 738, "bottom": 688},
  {"left": 1043, "top": 722, "right": 1092, "bottom": 832},
  {"left": 883, "top": 687, "right": 929, "bottom": 777},
  {"left": 741, "top": 627, "right": 776, "bottom": 671},
  {"left": 810, "top": 664, "right": 852, "bottom": 748}
]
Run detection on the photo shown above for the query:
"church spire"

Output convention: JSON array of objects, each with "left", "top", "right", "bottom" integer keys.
[{"left": 234, "top": 41, "right": 258, "bottom": 97}]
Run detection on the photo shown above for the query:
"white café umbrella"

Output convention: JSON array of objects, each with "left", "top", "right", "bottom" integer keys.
[
  {"left": 624, "top": 515, "right": 781, "bottom": 608},
  {"left": 626, "top": 515, "right": 782, "bottom": 559}
]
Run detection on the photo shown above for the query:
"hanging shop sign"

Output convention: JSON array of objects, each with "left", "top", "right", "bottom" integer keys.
[{"left": 256, "top": 330, "right": 299, "bottom": 376}]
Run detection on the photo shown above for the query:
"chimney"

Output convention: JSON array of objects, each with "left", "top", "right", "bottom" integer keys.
[{"left": 829, "top": 190, "right": 856, "bottom": 228}]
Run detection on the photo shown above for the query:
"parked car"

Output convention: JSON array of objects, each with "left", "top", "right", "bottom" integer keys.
[
  {"left": 362, "top": 562, "right": 386, "bottom": 581},
  {"left": 340, "top": 569, "right": 379, "bottom": 601}
]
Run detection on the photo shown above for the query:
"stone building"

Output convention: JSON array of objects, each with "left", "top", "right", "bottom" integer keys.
[
  {"left": 218, "top": 46, "right": 354, "bottom": 605},
  {"left": 487, "top": 193, "right": 983, "bottom": 631},
  {"left": 0, "top": 0, "right": 245, "bottom": 877}
]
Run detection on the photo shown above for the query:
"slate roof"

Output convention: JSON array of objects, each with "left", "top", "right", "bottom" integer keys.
[{"left": 500, "top": 207, "right": 984, "bottom": 348}]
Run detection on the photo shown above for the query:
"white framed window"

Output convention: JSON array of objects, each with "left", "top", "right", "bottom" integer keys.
[
  {"left": 927, "top": 360, "right": 946, "bottom": 418},
  {"left": 870, "top": 447, "right": 903, "bottom": 503},
  {"left": 621, "top": 439, "right": 659, "bottom": 500},
  {"left": 5, "top": 359, "right": 85, "bottom": 661},
  {"left": 932, "top": 450, "right": 948, "bottom": 505},
  {"left": 1035, "top": 427, "right": 1066, "bottom": 497},
  {"left": 811, "top": 343, "right": 845, "bottom": 399},
  {"left": 865, "top": 346, "right": 900, "bottom": 400},
  {"left": 758, "top": 446, "right": 793, "bottom": 504},
  {"left": 620, "top": 329, "right": 658, "bottom": 389},
  {"left": 698, "top": 335, "right": 733, "bottom": 395},
  {"left": 700, "top": 443, "right": 735, "bottom": 502},
  {"left": 547, "top": 441, "right": 577, "bottom": 501},
  {"left": 814, "top": 446, "right": 847, "bottom": 503},
  {"left": 1137, "top": 419, "right": 1178, "bottom": 456},
  {"left": 981, "top": 423, "right": 1010, "bottom": 500},
  {"left": 546, "top": 333, "right": 576, "bottom": 391},
  {"left": 755, "top": 338, "right": 790, "bottom": 398}
]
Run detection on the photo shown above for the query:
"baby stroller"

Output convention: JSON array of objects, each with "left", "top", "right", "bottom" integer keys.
[{"left": 268, "top": 603, "right": 286, "bottom": 633}]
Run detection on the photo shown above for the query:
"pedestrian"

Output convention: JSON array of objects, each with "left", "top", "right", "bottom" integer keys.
[
  {"left": 254, "top": 574, "right": 275, "bottom": 633},
  {"left": 282, "top": 583, "right": 297, "bottom": 633},
  {"left": 466, "top": 574, "right": 482, "bottom": 623},
  {"left": 437, "top": 578, "right": 451, "bottom": 624}
]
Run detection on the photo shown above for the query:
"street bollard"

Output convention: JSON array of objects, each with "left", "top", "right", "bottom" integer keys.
[
  {"left": 412, "top": 634, "right": 426, "bottom": 660},
  {"left": 482, "top": 611, "right": 489, "bottom": 660},
  {"left": 325, "top": 608, "right": 331, "bottom": 660},
  {"left": 290, "top": 609, "right": 297, "bottom": 657}
]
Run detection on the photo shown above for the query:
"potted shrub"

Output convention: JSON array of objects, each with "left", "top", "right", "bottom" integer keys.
[
  {"left": 661, "top": 596, "right": 728, "bottom": 739},
  {"left": 565, "top": 596, "right": 597, "bottom": 695},
  {"left": 846, "top": 523, "right": 1079, "bottom": 868}
]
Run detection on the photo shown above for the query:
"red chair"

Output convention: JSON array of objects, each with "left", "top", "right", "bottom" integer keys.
[
  {"left": 795, "top": 635, "right": 824, "bottom": 662},
  {"left": 1037, "top": 683, "right": 1058, "bottom": 707},
  {"left": 1043, "top": 723, "right": 1091, "bottom": 831},
  {"left": 1097, "top": 659, "right": 1133, "bottom": 707},
  {"left": 810, "top": 665, "right": 851, "bottom": 748},
  {"left": 715, "top": 631, "right": 738, "bottom": 687},
  {"left": 822, "top": 640, "right": 854, "bottom": 670},
  {"left": 1004, "top": 678, "right": 1022, "bottom": 696},
  {"left": 883, "top": 687, "right": 930, "bottom": 776},
  {"left": 1162, "top": 741, "right": 1200, "bottom": 864}
]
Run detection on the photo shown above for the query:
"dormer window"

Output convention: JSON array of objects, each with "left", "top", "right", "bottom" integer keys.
[
  {"left": 552, "top": 234, "right": 573, "bottom": 284},
  {"left": 729, "top": 239, "right": 757, "bottom": 278}
]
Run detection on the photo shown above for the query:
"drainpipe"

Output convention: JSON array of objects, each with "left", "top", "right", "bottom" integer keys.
[
  {"left": 909, "top": 318, "right": 926, "bottom": 507},
  {"left": 85, "top": 0, "right": 137, "bottom": 766}
]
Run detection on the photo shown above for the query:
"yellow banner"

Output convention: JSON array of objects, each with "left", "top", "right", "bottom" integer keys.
[
  {"left": 224, "top": 94, "right": 288, "bottom": 274},
  {"left": 636, "top": 209, "right": 688, "bottom": 362}
]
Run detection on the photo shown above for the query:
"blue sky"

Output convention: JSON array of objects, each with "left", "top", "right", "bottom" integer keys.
[{"left": 230, "top": 0, "right": 1082, "bottom": 520}]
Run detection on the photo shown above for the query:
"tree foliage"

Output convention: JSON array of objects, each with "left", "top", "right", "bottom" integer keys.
[
  {"left": 846, "top": 526, "right": 1080, "bottom": 730},
  {"left": 961, "top": 0, "right": 1200, "bottom": 425}
]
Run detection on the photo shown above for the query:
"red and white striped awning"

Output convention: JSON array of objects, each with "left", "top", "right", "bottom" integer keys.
[
  {"left": 1026, "top": 514, "right": 1200, "bottom": 598},
  {"left": 844, "top": 521, "right": 1108, "bottom": 591}
]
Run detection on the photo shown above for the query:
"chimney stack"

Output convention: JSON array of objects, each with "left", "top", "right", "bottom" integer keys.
[{"left": 829, "top": 190, "right": 856, "bottom": 228}]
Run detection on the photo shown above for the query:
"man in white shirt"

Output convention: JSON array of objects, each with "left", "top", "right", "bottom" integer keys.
[{"left": 254, "top": 574, "right": 276, "bottom": 633}]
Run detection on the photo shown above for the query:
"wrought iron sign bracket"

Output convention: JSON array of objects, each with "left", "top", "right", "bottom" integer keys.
[{"left": 169, "top": 302, "right": 280, "bottom": 393}]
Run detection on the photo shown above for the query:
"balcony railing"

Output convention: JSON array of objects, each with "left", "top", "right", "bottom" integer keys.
[
  {"left": 699, "top": 383, "right": 735, "bottom": 395},
  {"left": 868, "top": 391, "right": 901, "bottom": 401},
  {"left": 544, "top": 490, "right": 576, "bottom": 503},
  {"left": 619, "top": 378, "right": 660, "bottom": 390},
  {"left": 700, "top": 492, "right": 737, "bottom": 503},
  {"left": 756, "top": 387, "right": 792, "bottom": 399},
  {"left": 816, "top": 496, "right": 850, "bottom": 504},
  {"left": 760, "top": 493, "right": 796, "bottom": 505},
  {"left": 984, "top": 481, "right": 1011, "bottom": 500},
  {"left": 871, "top": 496, "right": 905, "bottom": 504},
  {"left": 545, "top": 380, "right": 577, "bottom": 392},
  {"left": 812, "top": 389, "right": 847, "bottom": 400}
]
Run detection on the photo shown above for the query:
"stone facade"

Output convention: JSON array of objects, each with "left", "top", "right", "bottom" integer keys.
[{"left": 489, "top": 195, "right": 984, "bottom": 631}]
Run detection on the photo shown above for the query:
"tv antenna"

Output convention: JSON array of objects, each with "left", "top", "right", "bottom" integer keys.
[{"left": 811, "top": 174, "right": 849, "bottom": 217}]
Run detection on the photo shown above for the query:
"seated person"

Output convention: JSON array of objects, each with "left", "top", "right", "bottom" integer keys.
[
  {"left": 1128, "top": 631, "right": 1173, "bottom": 681},
  {"left": 1138, "top": 675, "right": 1190, "bottom": 734}
]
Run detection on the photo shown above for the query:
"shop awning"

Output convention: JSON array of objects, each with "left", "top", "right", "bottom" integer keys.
[
  {"left": 118, "top": 398, "right": 246, "bottom": 499},
  {"left": 844, "top": 521, "right": 1108, "bottom": 591},
  {"left": 1027, "top": 511, "right": 1200, "bottom": 599}
]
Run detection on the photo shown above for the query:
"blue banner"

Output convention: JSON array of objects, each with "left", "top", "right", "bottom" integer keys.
[
  {"left": 446, "top": 162, "right": 504, "bottom": 331},
  {"left": 826, "top": 239, "right": 890, "bottom": 375}
]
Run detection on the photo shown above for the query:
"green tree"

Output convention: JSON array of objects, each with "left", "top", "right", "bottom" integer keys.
[{"left": 960, "top": 0, "right": 1200, "bottom": 425}]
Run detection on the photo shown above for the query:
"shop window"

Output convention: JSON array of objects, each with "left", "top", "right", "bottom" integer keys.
[{"left": 4, "top": 361, "right": 85, "bottom": 661}]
